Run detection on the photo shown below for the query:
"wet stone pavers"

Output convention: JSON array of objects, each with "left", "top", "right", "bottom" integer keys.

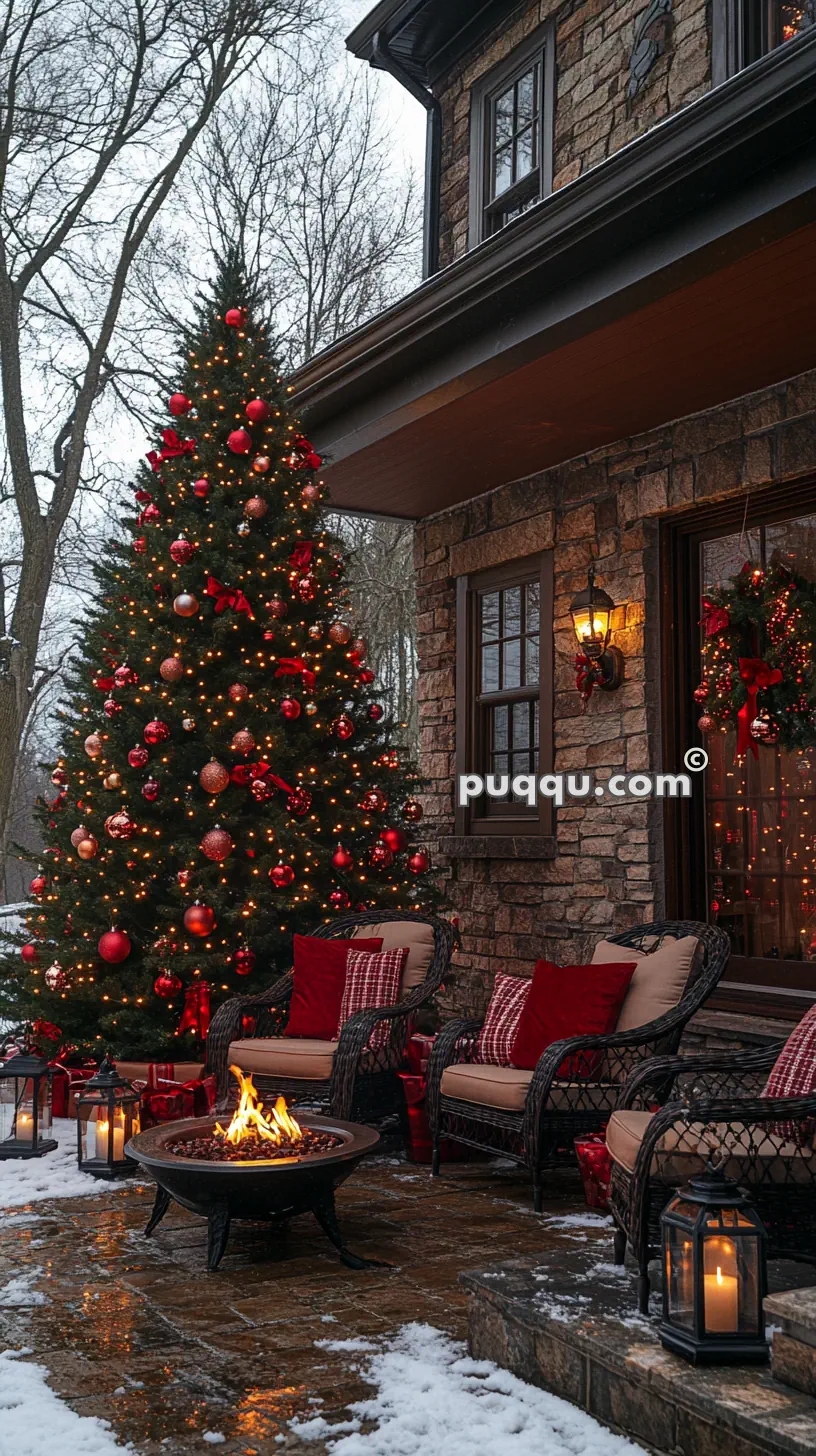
[{"left": 0, "top": 1155, "right": 607, "bottom": 1455}]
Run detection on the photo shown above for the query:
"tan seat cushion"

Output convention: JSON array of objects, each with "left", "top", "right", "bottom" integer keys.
[
  {"left": 607, "top": 1110, "right": 816, "bottom": 1185},
  {"left": 229, "top": 1037, "right": 338, "bottom": 1080},
  {"left": 351, "top": 919, "right": 435, "bottom": 995},
  {"left": 440, "top": 1063, "right": 618, "bottom": 1115},
  {"left": 592, "top": 935, "right": 701, "bottom": 1031}
]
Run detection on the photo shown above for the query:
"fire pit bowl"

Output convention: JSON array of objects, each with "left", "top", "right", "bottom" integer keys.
[{"left": 126, "top": 1114, "right": 381, "bottom": 1271}]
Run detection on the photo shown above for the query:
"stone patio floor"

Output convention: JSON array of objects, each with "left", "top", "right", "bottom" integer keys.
[{"left": 0, "top": 1153, "right": 611, "bottom": 1455}]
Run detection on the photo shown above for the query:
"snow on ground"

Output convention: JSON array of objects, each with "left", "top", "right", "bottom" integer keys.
[
  {"left": 0, "top": 1348, "right": 127, "bottom": 1455},
  {"left": 0, "top": 1270, "right": 47, "bottom": 1308},
  {"left": 292, "top": 1324, "right": 639, "bottom": 1454},
  {"left": 0, "top": 1119, "right": 136, "bottom": 1210}
]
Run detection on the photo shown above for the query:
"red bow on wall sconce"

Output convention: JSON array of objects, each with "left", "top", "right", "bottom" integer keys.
[{"left": 570, "top": 566, "right": 625, "bottom": 710}]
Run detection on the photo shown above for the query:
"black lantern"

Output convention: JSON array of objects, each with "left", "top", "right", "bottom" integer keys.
[
  {"left": 0, "top": 1050, "right": 57, "bottom": 1159},
  {"left": 76, "top": 1059, "right": 141, "bottom": 1179},
  {"left": 569, "top": 566, "right": 624, "bottom": 691},
  {"left": 661, "top": 1164, "right": 768, "bottom": 1364}
]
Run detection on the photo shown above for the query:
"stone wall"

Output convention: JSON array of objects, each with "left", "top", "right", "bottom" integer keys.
[
  {"left": 414, "top": 367, "right": 816, "bottom": 1019},
  {"left": 437, "top": 0, "right": 710, "bottom": 268}
]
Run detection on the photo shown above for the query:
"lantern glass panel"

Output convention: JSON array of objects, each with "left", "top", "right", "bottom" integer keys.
[
  {"left": 571, "top": 603, "right": 610, "bottom": 645},
  {"left": 665, "top": 1226, "right": 695, "bottom": 1329},
  {"left": 0, "top": 1072, "right": 50, "bottom": 1147}
]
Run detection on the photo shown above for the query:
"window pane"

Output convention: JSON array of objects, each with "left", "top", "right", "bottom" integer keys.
[
  {"left": 504, "top": 587, "right": 521, "bottom": 638},
  {"left": 516, "top": 67, "right": 537, "bottom": 127},
  {"left": 515, "top": 125, "right": 535, "bottom": 180},
  {"left": 513, "top": 700, "right": 530, "bottom": 748},
  {"left": 493, "top": 704, "right": 508, "bottom": 752},
  {"left": 765, "top": 513, "right": 816, "bottom": 577},
  {"left": 512, "top": 751, "right": 533, "bottom": 778},
  {"left": 481, "top": 643, "right": 500, "bottom": 693},
  {"left": 493, "top": 143, "right": 513, "bottom": 197},
  {"left": 481, "top": 591, "right": 500, "bottom": 642},
  {"left": 503, "top": 638, "right": 521, "bottom": 689},
  {"left": 526, "top": 635, "right": 539, "bottom": 685},
  {"left": 494, "top": 86, "right": 514, "bottom": 143},
  {"left": 526, "top": 582, "right": 540, "bottom": 633},
  {"left": 772, "top": 1, "right": 810, "bottom": 45}
]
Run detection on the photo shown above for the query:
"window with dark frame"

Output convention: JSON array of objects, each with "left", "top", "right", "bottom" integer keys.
[
  {"left": 468, "top": 23, "right": 555, "bottom": 247},
  {"left": 713, "top": 0, "right": 813, "bottom": 81}
]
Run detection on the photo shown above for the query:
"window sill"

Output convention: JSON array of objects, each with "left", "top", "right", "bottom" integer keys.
[{"left": 438, "top": 835, "right": 556, "bottom": 860}]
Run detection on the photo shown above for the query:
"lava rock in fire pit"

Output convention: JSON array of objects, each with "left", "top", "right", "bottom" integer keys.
[{"left": 167, "top": 1129, "right": 342, "bottom": 1161}]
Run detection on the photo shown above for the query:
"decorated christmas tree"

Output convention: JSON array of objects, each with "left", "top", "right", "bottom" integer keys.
[{"left": 2, "top": 255, "right": 435, "bottom": 1060}]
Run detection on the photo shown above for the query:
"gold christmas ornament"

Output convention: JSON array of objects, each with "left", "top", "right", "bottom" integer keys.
[
  {"left": 103, "top": 772, "right": 122, "bottom": 790},
  {"left": 77, "top": 836, "right": 99, "bottom": 860}
]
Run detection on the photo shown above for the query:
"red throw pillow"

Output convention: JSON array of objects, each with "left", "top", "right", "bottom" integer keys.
[
  {"left": 337, "top": 947, "right": 409, "bottom": 1050},
  {"left": 510, "top": 960, "right": 637, "bottom": 1077},
  {"left": 476, "top": 973, "right": 531, "bottom": 1066},
  {"left": 761, "top": 1004, "right": 816, "bottom": 1144},
  {"left": 285, "top": 936, "right": 383, "bottom": 1040}
]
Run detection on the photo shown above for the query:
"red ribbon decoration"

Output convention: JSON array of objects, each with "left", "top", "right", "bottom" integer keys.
[
  {"left": 736, "top": 656, "right": 784, "bottom": 760},
  {"left": 574, "top": 653, "right": 600, "bottom": 711},
  {"left": 290, "top": 435, "right": 322, "bottom": 471},
  {"left": 275, "top": 656, "right": 316, "bottom": 691},
  {"left": 205, "top": 575, "right": 253, "bottom": 617},
  {"left": 701, "top": 596, "right": 730, "bottom": 638},
  {"left": 229, "top": 760, "right": 294, "bottom": 794},
  {"left": 288, "top": 541, "right": 314, "bottom": 571},
  {"left": 177, "top": 982, "right": 211, "bottom": 1039},
  {"left": 146, "top": 428, "right": 196, "bottom": 473}
]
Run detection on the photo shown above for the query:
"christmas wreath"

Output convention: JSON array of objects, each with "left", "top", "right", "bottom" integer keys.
[{"left": 696, "top": 561, "right": 816, "bottom": 759}]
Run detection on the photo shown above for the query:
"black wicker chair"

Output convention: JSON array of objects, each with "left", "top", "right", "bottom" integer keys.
[
  {"left": 607, "top": 1039, "right": 816, "bottom": 1312},
  {"left": 425, "top": 920, "right": 730, "bottom": 1211},
  {"left": 206, "top": 910, "right": 458, "bottom": 1123}
]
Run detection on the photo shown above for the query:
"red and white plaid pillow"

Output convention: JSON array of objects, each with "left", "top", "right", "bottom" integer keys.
[
  {"left": 337, "top": 947, "right": 408, "bottom": 1051},
  {"left": 762, "top": 1005, "right": 816, "bottom": 1142},
  {"left": 476, "top": 972, "right": 531, "bottom": 1066}
]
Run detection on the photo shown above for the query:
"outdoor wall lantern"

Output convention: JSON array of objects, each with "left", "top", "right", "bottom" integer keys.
[
  {"left": 77, "top": 1058, "right": 140, "bottom": 1179},
  {"left": 660, "top": 1163, "right": 768, "bottom": 1365},
  {"left": 0, "top": 1048, "right": 57, "bottom": 1159},
  {"left": 569, "top": 566, "right": 624, "bottom": 705}
]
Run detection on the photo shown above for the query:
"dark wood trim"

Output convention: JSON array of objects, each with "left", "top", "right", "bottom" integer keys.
[{"left": 661, "top": 474, "right": 816, "bottom": 1017}]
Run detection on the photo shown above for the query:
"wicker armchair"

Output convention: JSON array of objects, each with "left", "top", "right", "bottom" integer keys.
[
  {"left": 425, "top": 921, "right": 730, "bottom": 1211},
  {"left": 206, "top": 910, "right": 458, "bottom": 1123},
  {"left": 607, "top": 1040, "right": 816, "bottom": 1312}
]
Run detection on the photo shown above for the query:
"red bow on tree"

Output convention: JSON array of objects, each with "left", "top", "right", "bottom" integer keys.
[
  {"left": 288, "top": 541, "right": 314, "bottom": 572},
  {"left": 177, "top": 982, "right": 211, "bottom": 1039},
  {"left": 275, "top": 656, "right": 316, "bottom": 691},
  {"left": 229, "top": 761, "right": 294, "bottom": 793},
  {"left": 146, "top": 428, "right": 196, "bottom": 473},
  {"left": 205, "top": 575, "right": 253, "bottom": 616},
  {"left": 290, "top": 435, "right": 322, "bottom": 470},
  {"left": 736, "top": 656, "right": 784, "bottom": 760},
  {"left": 700, "top": 596, "right": 731, "bottom": 638}
]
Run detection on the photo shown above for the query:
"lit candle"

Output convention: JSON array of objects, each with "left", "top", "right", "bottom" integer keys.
[
  {"left": 704, "top": 1265, "right": 739, "bottom": 1332},
  {"left": 94, "top": 1117, "right": 125, "bottom": 1161},
  {"left": 15, "top": 1112, "right": 34, "bottom": 1143}
]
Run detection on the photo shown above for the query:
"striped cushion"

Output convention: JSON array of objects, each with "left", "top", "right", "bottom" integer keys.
[
  {"left": 476, "top": 973, "right": 530, "bottom": 1066},
  {"left": 762, "top": 1006, "right": 816, "bottom": 1143},
  {"left": 338, "top": 947, "right": 408, "bottom": 1051}
]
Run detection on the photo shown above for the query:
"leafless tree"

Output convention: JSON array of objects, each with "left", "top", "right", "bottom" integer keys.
[{"left": 0, "top": 0, "right": 321, "bottom": 859}]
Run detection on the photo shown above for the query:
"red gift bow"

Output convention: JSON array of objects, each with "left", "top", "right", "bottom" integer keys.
[
  {"left": 292, "top": 435, "right": 322, "bottom": 470},
  {"left": 701, "top": 595, "right": 730, "bottom": 638},
  {"left": 177, "top": 982, "right": 211, "bottom": 1039},
  {"left": 205, "top": 575, "right": 253, "bottom": 617},
  {"left": 288, "top": 541, "right": 314, "bottom": 571},
  {"left": 229, "top": 760, "right": 294, "bottom": 794},
  {"left": 146, "top": 427, "right": 196, "bottom": 473},
  {"left": 275, "top": 656, "right": 316, "bottom": 691},
  {"left": 736, "top": 656, "right": 784, "bottom": 760}
]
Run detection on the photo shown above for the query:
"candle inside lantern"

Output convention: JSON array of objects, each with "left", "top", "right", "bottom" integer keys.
[
  {"left": 15, "top": 1112, "right": 34, "bottom": 1143},
  {"left": 94, "top": 1114, "right": 125, "bottom": 1161},
  {"left": 704, "top": 1264, "right": 739, "bottom": 1332}
]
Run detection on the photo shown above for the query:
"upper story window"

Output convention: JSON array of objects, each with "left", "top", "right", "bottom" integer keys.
[
  {"left": 468, "top": 22, "right": 555, "bottom": 248},
  {"left": 714, "top": 0, "right": 814, "bottom": 79}
]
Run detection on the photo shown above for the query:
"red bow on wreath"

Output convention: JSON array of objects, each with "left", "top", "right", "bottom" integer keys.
[
  {"left": 736, "top": 656, "right": 784, "bottom": 760},
  {"left": 146, "top": 428, "right": 196, "bottom": 473},
  {"left": 275, "top": 656, "right": 316, "bottom": 691},
  {"left": 288, "top": 541, "right": 314, "bottom": 571},
  {"left": 229, "top": 761, "right": 294, "bottom": 793},
  {"left": 205, "top": 575, "right": 253, "bottom": 617},
  {"left": 177, "top": 982, "right": 211, "bottom": 1039},
  {"left": 701, "top": 596, "right": 731, "bottom": 638},
  {"left": 575, "top": 653, "right": 601, "bottom": 710}
]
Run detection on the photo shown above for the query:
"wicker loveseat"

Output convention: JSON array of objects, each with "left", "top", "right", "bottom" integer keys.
[
  {"left": 425, "top": 921, "right": 730, "bottom": 1210},
  {"left": 607, "top": 1040, "right": 816, "bottom": 1312},
  {"left": 206, "top": 910, "right": 458, "bottom": 1122}
]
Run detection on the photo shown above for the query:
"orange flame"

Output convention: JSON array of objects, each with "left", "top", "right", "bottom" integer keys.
[{"left": 215, "top": 1065, "right": 303, "bottom": 1147}]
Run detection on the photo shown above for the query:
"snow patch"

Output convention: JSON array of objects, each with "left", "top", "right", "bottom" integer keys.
[
  {"left": 0, "top": 1270, "right": 47, "bottom": 1307},
  {"left": 0, "top": 1119, "right": 133, "bottom": 1210},
  {"left": 202, "top": 1434, "right": 226, "bottom": 1445},
  {"left": 541, "top": 1213, "right": 613, "bottom": 1231},
  {"left": 0, "top": 1348, "right": 127, "bottom": 1453},
  {"left": 316, "top": 1337, "right": 379, "bottom": 1353}
]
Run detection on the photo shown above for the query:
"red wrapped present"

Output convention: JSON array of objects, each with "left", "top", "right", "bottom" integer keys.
[
  {"left": 405, "top": 1033, "right": 437, "bottom": 1076},
  {"left": 574, "top": 1133, "right": 612, "bottom": 1210},
  {"left": 139, "top": 1073, "right": 216, "bottom": 1128},
  {"left": 398, "top": 1071, "right": 469, "bottom": 1164}
]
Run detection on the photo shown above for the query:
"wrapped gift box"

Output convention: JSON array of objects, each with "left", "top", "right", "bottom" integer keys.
[{"left": 574, "top": 1133, "right": 612, "bottom": 1210}]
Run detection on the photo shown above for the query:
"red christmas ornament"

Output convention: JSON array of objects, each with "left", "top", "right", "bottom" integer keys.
[
  {"left": 133, "top": 536, "right": 147, "bottom": 554},
  {"left": 333, "top": 714, "right": 355, "bottom": 741},
  {"left": 128, "top": 745, "right": 149, "bottom": 768},
  {"left": 193, "top": 477, "right": 210, "bottom": 499},
  {"left": 144, "top": 719, "right": 171, "bottom": 745},
  {"left": 154, "top": 970, "right": 183, "bottom": 999},
  {"left": 265, "top": 596, "right": 287, "bottom": 619},
  {"left": 243, "top": 496, "right": 268, "bottom": 520},
  {"left": 361, "top": 788, "right": 387, "bottom": 813},
  {"left": 245, "top": 398, "right": 271, "bottom": 423},
  {"left": 402, "top": 799, "right": 423, "bottom": 823},
  {"left": 301, "top": 484, "right": 320, "bottom": 504},
  {"left": 698, "top": 714, "right": 714, "bottom": 733},
  {"left": 296, "top": 575, "right": 317, "bottom": 602},
  {"left": 280, "top": 697, "right": 301, "bottom": 721},
  {"left": 170, "top": 535, "right": 195, "bottom": 565},
  {"left": 269, "top": 863, "right": 295, "bottom": 889},
  {"left": 380, "top": 827, "right": 408, "bottom": 854},
  {"left": 200, "top": 827, "right": 233, "bottom": 862},
  {"left": 227, "top": 427, "right": 252, "bottom": 454},
  {"left": 241, "top": 1013, "right": 257, "bottom": 1035},
  {"left": 98, "top": 928, "right": 131, "bottom": 963},
  {"left": 173, "top": 591, "right": 199, "bottom": 617},
  {"left": 351, "top": 637, "right": 367, "bottom": 659},
  {"left": 251, "top": 454, "right": 271, "bottom": 474},
  {"left": 184, "top": 903, "right": 216, "bottom": 937},
  {"left": 225, "top": 307, "right": 247, "bottom": 327},
  {"left": 368, "top": 842, "right": 393, "bottom": 870},
  {"left": 693, "top": 682, "right": 709, "bottom": 704},
  {"left": 228, "top": 682, "right": 249, "bottom": 703},
  {"left": 368, "top": 703, "right": 384, "bottom": 721},
  {"left": 329, "top": 622, "right": 351, "bottom": 645},
  {"left": 329, "top": 889, "right": 351, "bottom": 910},
  {"left": 70, "top": 825, "right": 88, "bottom": 848},
  {"left": 332, "top": 844, "right": 355, "bottom": 871},
  {"left": 250, "top": 778, "right": 274, "bottom": 802},
  {"left": 142, "top": 502, "right": 161, "bottom": 524},
  {"left": 103, "top": 698, "right": 122, "bottom": 719},
  {"left": 177, "top": 869, "right": 192, "bottom": 889},
  {"left": 142, "top": 777, "right": 160, "bottom": 802},
  {"left": 199, "top": 759, "right": 230, "bottom": 794},
  {"left": 21, "top": 944, "right": 39, "bottom": 966},
  {"left": 286, "top": 788, "right": 312, "bottom": 816},
  {"left": 408, "top": 850, "right": 430, "bottom": 875},
  {"left": 230, "top": 728, "right": 255, "bottom": 754},
  {"left": 168, "top": 392, "right": 192, "bottom": 416},
  {"left": 45, "top": 964, "right": 67, "bottom": 992},
  {"left": 84, "top": 733, "right": 104, "bottom": 759},
  {"left": 358, "top": 668, "right": 375, "bottom": 685},
  {"left": 104, "top": 811, "right": 135, "bottom": 840},
  {"left": 160, "top": 656, "right": 184, "bottom": 683},
  {"left": 30, "top": 874, "right": 47, "bottom": 896},
  {"left": 114, "top": 664, "right": 138, "bottom": 689},
  {"left": 234, "top": 946, "right": 256, "bottom": 976}
]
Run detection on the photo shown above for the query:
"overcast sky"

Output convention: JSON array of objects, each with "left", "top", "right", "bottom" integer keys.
[{"left": 342, "top": 0, "right": 427, "bottom": 178}]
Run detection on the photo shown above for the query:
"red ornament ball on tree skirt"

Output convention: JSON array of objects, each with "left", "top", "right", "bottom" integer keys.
[
  {"left": 408, "top": 850, "right": 430, "bottom": 876},
  {"left": 697, "top": 714, "right": 714, "bottom": 733},
  {"left": 45, "top": 963, "right": 67, "bottom": 991},
  {"left": 245, "top": 398, "right": 271, "bottom": 424},
  {"left": 280, "top": 697, "right": 301, "bottom": 721},
  {"left": 332, "top": 844, "right": 355, "bottom": 871},
  {"left": 380, "top": 827, "right": 408, "bottom": 854},
  {"left": 70, "top": 825, "right": 89, "bottom": 848},
  {"left": 402, "top": 798, "right": 423, "bottom": 823},
  {"left": 243, "top": 495, "right": 268, "bottom": 520},
  {"left": 128, "top": 745, "right": 149, "bottom": 769},
  {"left": 269, "top": 862, "right": 295, "bottom": 889},
  {"left": 368, "top": 703, "right": 384, "bottom": 722},
  {"left": 168, "top": 392, "right": 192, "bottom": 416},
  {"left": 103, "top": 698, "right": 122, "bottom": 719},
  {"left": 230, "top": 728, "right": 255, "bottom": 754},
  {"left": 169, "top": 535, "right": 195, "bottom": 565},
  {"left": 368, "top": 842, "right": 393, "bottom": 870},
  {"left": 20, "top": 943, "right": 39, "bottom": 966},
  {"left": 142, "top": 778, "right": 160, "bottom": 802},
  {"left": 329, "top": 889, "right": 351, "bottom": 911},
  {"left": 358, "top": 668, "right": 375, "bottom": 686},
  {"left": 173, "top": 591, "right": 199, "bottom": 618},
  {"left": 133, "top": 536, "right": 147, "bottom": 554},
  {"left": 250, "top": 778, "right": 274, "bottom": 803},
  {"left": 200, "top": 827, "right": 234, "bottom": 862},
  {"left": 693, "top": 682, "right": 709, "bottom": 704},
  {"left": 329, "top": 621, "right": 351, "bottom": 645},
  {"left": 251, "top": 454, "right": 271, "bottom": 475},
  {"left": 234, "top": 946, "right": 256, "bottom": 976},
  {"left": 265, "top": 596, "right": 287, "bottom": 619},
  {"left": 193, "top": 477, "right": 211, "bottom": 499},
  {"left": 333, "top": 714, "right": 355, "bottom": 741},
  {"left": 301, "top": 483, "right": 320, "bottom": 504},
  {"left": 286, "top": 787, "right": 312, "bottom": 816},
  {"left": 98, "top": 928, "right": 131, "bottom": 963},
  {"left": 30, "top": 874, "right": 47, "bottom": 896},
  {"left": 177, "top": 868, "right": 192, "bottom": 889},
  {"left": 160, "top": 656, "right": 184, "bottom": 684},
  {"left": 360, "top": 787, "right": 387, "bottom": 814},
  {"left": 228, "top": 682, "right": 249, "bottom": 703},
  {"left": 154, "top": 970, "right": 183, "bottom": 1000},
  {"left": 77, "top": 836, "right": 98, "bottom": 860},
  {"left": 184, "top": 902, "right": 216, "bottom": 937},
  {"left": 225, "top": 306, "right": 247, "bottom": 327},
  {"left": 296, "top": 575, "right": 317, "bottom": 602},
  {"left": 144, "top": 719, "right": 171, "bottom": 745},
  {"left": 199, "top": 759, "right": 230, "bottom": 794},
  {"left": 227, "top": 427, "right": 252, "bottom": 454},
  {"left": 142, "top": 502, "right": 161, "bottom": 524}
]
